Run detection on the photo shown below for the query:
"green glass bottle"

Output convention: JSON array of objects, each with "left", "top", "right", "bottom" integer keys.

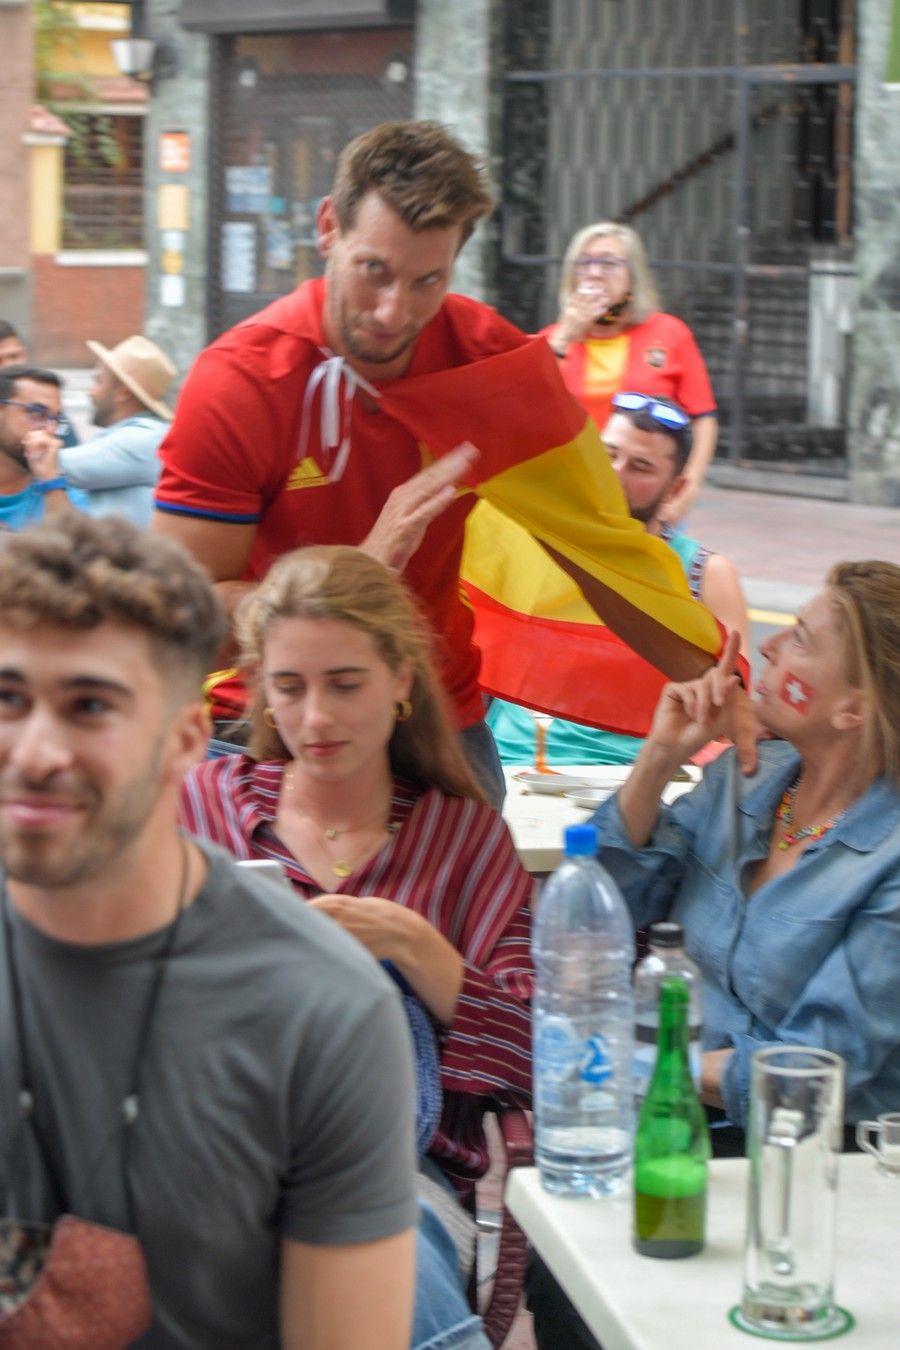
[{"left": 633, "top": 975, "right": 711, "bottom": 1258}]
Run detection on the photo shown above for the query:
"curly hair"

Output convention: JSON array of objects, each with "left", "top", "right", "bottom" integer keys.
[
  {"left": 0, "top": 514, "right": 225, "bottom": 693},
  {"left": 330, "top": 120, "right": 493, "bottom": 247},
  {"left": 827, "top": 560, "right": 900, "bottom": 785},
  {"left": 237, "top": 545, "right": 485, "bottom": 802}
]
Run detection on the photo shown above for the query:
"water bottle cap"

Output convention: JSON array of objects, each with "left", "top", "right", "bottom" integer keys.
[
  {"left": 649, "top": 921, "right": 685, "bottom": 948},
  {"left": 563, "top": 823, "right": 598, "bottom": 857}
]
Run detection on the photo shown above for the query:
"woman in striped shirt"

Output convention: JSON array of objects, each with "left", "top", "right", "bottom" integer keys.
[{"left": 180, "top": 544, "right": 534, "bottom": 1192}]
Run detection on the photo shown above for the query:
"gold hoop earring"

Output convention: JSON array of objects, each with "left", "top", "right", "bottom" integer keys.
[
  {"left": 263, "top": 707, "right": 278, "bottom": 729},
  {"left": 394, "top": 699, "right": 413, "bottom": 723}
]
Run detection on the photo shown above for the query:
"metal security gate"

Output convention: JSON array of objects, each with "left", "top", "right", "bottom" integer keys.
[
  {"left": 497, "top": 0, "right": 856, "bottom": 490},
  {"left": 208, "top": 25, "right": 414, "bottom": 338}
]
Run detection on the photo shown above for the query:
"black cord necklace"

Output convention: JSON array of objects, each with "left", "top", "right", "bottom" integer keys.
[{"left": 1, "top": 837, "right": 192, "bottom": 1228}]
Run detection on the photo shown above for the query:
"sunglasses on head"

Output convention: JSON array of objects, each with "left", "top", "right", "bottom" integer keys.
[{"left": 612, "top": 392, "right": 691, "bottom": 432}]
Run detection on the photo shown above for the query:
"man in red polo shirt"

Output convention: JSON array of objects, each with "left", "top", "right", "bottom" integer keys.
[{"left": 153, "top": 121, "right": 754, "bottom": 804}]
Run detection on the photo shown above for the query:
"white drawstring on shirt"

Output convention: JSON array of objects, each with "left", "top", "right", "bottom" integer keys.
[{"left": 296, "top": 349, "right": 381, "bottom": 483}]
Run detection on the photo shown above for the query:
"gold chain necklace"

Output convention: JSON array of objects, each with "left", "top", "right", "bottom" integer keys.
[{"left": 281, "top": 768, "right": 398, "bottom": 878}]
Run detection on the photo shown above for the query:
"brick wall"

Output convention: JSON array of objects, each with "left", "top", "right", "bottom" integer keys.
[
  {"left": 31, "top": 256, "right": 145, "bottom": 366},
  {"left": 0, "top": 3, "right": 33, "bottom": 331}
]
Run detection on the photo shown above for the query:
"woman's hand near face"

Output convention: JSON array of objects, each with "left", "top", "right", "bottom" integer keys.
[
  {"left": 617, "top": 630, "right": 744, "bottom": 847},
  {"left": 553, "top": 288, "right": 608, "bottom": 352},
  {"left": 646, "top": 628, "right": 743, "bottom": 763},
  {"left": 309, "top": 894, "right": 465, "bottom": 1027}
]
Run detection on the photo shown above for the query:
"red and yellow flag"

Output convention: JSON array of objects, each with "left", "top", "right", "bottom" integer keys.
[{"left": 378, "top": 336, "right": 724, "bottom": 737}]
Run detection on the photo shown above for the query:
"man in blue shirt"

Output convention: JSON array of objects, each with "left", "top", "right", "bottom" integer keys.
[
  {"left": 0, "top": 366, "right": 88, "bottom": 529},
  {"left": 58, "top": 335, "right": 176, "bottom": 528}
]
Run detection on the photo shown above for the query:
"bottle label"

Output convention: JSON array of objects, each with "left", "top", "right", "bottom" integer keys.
[
  {"left": 536, "top": 1016, "right": 580, "bottom": 1082},
  {"left": 536, "top": 1018, "right": 615, "bottom": 1088},
  {"left": 580, "top": 1034, "right": 613, "bottom": 1085}
]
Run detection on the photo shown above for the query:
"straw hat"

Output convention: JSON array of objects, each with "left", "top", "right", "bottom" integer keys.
[{"left": 86, "top": 335, "right": 177, "bottom": 422}]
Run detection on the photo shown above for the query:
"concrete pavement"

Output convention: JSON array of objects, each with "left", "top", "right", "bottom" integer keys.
[{"left": 690, "top": 483, "right": 900, "bottom": 618}]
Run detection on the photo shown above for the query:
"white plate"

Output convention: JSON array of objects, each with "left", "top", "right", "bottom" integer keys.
[
  {"left": 577, "top": 766, "right": 633, "bottom": 791},
  {"left": 563, "top": 787, "right": 611, "bottom": 810},
  {"left": 513, "top": 771, "right": 591, "bottom": 793}
]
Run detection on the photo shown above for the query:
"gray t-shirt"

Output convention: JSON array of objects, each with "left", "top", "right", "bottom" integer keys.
[{"left": 0, "top": 841, "right": 417, "bottom": 1347}]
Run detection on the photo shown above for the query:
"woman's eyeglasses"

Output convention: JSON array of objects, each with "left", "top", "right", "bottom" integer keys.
[
  {"left": 0, "top": 400, "right": 63, "bottom": 429},
  {"left": 572, "top": 255, "right": 629, "bottom": 274},
  {"left": 612, "top": 392, "right": 691, "bottom": 431}
]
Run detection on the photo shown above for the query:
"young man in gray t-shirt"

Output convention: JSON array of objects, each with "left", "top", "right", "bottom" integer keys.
[{"left": 0, "top": 515, "right": 417, "bottom": 1349}]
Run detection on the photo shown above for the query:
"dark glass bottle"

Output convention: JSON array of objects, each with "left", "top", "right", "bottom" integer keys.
[{"left": 633, "top": 975, "right": 710, "bottom": 1258}]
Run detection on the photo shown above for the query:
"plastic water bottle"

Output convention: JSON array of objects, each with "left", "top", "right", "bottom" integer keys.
[
  {"left": 633, "top": 922, "right": 702, "bottom": 1104},
  {"left": 533, "top": 823, "right": 635, "bottom": 1197}
]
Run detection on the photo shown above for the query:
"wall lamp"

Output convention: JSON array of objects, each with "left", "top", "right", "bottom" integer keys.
[{"left": 111, "top": 37, "right": 179, "bottom": 84}]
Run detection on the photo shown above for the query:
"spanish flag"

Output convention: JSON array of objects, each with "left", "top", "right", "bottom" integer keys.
[{"left": 377, "top": 336, "right": 725, "bottom": 737}]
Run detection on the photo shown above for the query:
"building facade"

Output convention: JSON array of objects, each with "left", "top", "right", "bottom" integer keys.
[
  {"left": 0, "top": 1, "right": 148, "bottom": 365},
  {"left": 58, "top": 0, "right": 900, "bottom": 502}
]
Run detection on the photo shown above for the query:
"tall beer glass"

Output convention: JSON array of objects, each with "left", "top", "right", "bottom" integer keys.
[{"left": 737, "top": 1046, "right": 849, "bottom": 1340}]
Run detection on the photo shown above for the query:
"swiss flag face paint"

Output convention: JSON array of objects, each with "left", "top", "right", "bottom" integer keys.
[{"left": 780, "top": 671, "right": 814, "bottom": 713}]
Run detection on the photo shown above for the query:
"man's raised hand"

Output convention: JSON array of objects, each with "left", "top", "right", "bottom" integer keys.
[{"left": 360, "top": 442, "right": 479, "bottom": 572}]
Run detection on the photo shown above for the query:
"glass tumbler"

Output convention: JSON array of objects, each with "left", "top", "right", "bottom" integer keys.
[{"left": 737, "top": 1046, "right": 847, "bottom": 1340}]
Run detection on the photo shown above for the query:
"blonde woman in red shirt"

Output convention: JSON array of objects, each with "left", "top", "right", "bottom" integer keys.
[{"left": 545, "top": 220, "right": 718, "bottom": 524}]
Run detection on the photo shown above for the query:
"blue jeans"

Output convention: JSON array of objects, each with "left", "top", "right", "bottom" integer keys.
[
  {"left": 458, "top": 720, "right": 505, "bottom": 811},
  {"left": 414, "top": 1199, "right": 490, "bottom": 1350}
]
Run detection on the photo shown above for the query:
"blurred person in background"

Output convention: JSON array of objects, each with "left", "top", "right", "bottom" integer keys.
[
  {"left": 544, "top": 221, "right": 717, "bottom": 524},
  {"left": 57, "top": 336, "right": 176, "bottom": 527},
  {"left": 0, "top": 365, "right": 87, "bottom": 527},
  {"left": 0, "top": 321, "right": 27, "bottom": 368},
  {"left": 0, "top": 321, "right": 78, "bottom": 447}
]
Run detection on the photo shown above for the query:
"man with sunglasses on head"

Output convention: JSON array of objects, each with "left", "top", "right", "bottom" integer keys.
[
  {"left": 0, "top": 366, "right": 88, "bottom": 529},
  {"left": 603, "top": 392, "right": 746, "bottom": 642},
  {"left": 489, "top": 392, "right": 748, "bottom": 766}
]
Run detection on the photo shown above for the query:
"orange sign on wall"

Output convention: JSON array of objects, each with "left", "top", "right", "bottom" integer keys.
[{"left": 160, "top": 131, "right": 191, "bottom": 173}]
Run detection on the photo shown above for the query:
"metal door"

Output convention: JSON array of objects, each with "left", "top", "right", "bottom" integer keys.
[
  {"left": 208, "top": 27, "right": 414, "bottom": 337},
  {"left": 498, "top": 0, "right": 856, "bottom": 487}
]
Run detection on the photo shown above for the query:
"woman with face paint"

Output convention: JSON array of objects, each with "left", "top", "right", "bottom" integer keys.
[{"left": 589, "top": 560, "right": 900, "bottom": 1142}]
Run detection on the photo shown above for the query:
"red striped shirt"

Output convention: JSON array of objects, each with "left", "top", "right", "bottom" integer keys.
[{"left": 180, "top": 755, "right": 535, "bottom": 1183}]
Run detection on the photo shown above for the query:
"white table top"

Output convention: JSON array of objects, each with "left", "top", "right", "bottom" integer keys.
[
  {"left": 502, "top": 764, "right": 698, "bottom": 874},
  {"left": 506, "top": 1156, "right": 900, "bottom": 1349}
]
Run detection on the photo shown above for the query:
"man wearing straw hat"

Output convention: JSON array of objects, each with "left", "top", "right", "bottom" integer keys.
[{"left": 57, "top": 336, "right": 177, "bottom": 528}]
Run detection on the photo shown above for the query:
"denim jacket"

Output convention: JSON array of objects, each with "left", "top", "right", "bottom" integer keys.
[{"left": 593, "top": 740, "right": 900, "bottom": 1127}]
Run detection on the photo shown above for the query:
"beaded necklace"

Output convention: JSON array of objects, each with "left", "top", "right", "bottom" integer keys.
[{"left": 774, "top": 781, "right": 845, "bottom": 851}]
